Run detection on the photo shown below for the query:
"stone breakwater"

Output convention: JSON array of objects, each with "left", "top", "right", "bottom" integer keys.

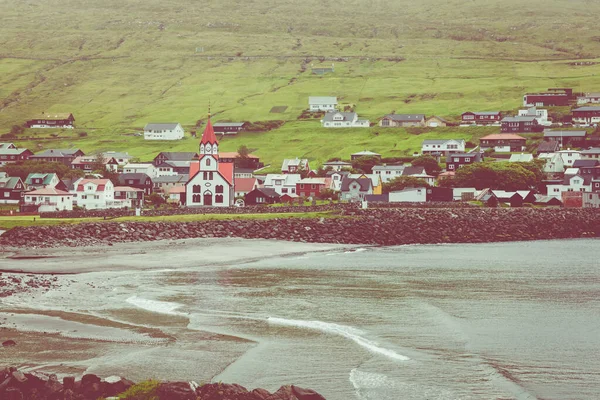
[
  {"left": 1, "top": 208, "right": 599, "bottom": 248},
  {"left": 0, "top": 367, "right": 325, "bottom": 399}
]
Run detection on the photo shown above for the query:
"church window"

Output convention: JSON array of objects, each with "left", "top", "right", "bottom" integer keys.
[
  {"left": 209, "top": 172, "right": 214, "bottom": 180},
  {"left": 203, "top": 172, "right": 208, "bottom": 180},
  {"left": 206, "top": 144, "right": 211, "bottom": 153},
  {"left": 216, "top": 185, "right": 223, "bottom": 194},
  {"left": 193, "top": 185, "right": 201, "bottom": 194},
  {"left": 192, "top": 194, "right": 200, "bottom": 203},
  {"left": 215, "top": 194, "right": 223, "bottom": 203},
  {"left": 206, "top": 158, "right": 211, "bottom": 167}
]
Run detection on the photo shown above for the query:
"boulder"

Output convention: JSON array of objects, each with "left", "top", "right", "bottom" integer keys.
[
  {"left": 292, "top": 385, "right": 326, "bottom": 400},
  {"left": 195, "top": 382, "right": 251, "bottom": 399},
  {"left": 2, "top": 340, "right": 17, "bottom": 347},
  {"left": 3, "top": 387, "right": 23, "bottom": 400},
  {"left": 157, "top": 381, "right": 197, "bottom": 400}
]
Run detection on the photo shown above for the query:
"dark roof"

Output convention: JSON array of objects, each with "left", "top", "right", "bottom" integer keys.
[
  {"left": 543, "top": 130, "right": 587, "bottom": 137},
  {"left": 537, "top": 141, "right": 560, "bottom": 153},
  {"left": 31, "top": 149, "right": 83, "bottom": 158},
  {"left": 501, "top": 116, "right": 537, "bottom": 123},
  {"left": 572, "top": 160, "right": 600, "bottom": 168},
  {"left": 562, "top": 174, "right": 592, "bottom": 185},
  {"left": 0, "top": 176, "right": 22, "bottom": 189},
  {"left": 155, "top": 152, "right": 197, "bottom": 161},
  {"left": 364, "top": 194, "right": 389, "bottom": 202},
  {"left": 446, "top": 152, "right": 482, "bottom": 162},
  {"left": 118, "top": 173, "right": 152, "bottom": 184},
  {"left": 153, "top": 175, "right": 189, "bottom": 184},
  {"left": 402, "top": 166, "right": 427, "bottom": 176},
  {"left": 254, "top": 187, "right": 280, "bottom": 198},
  {"left": 573, "top": 107, "right": 600, "bottom": 112},
  {"left": 144, "top": 123, "right": 180, "bottom": 130},
  {"left": 464, "top": 111, "right": 500, "bottom": 116},
  {"left": 382, "top": 114, "right": 425, "bottom": 122},
  {"left": 235, "top": 168, "right": 255, "bottom": 174},
  {"left": 213, "top": 122, "right": 246, "bottom": 127},
  {"left": 322, "top": 112, "right": 357, "bottom": 122},
  {"left": 340, "top": 177, "right": 372, "bottom": 192}
]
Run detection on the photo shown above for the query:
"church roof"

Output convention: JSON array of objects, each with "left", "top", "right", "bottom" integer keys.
[{"left": 200, "top": 119, "right": 218, "bottom": 145}]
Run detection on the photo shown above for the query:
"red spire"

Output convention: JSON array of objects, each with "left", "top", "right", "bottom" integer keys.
[{"left": 200, "top": 118, "right": 218, "bottom": 145}]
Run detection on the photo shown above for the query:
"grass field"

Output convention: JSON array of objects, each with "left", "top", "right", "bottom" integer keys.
[
  {"left": 0, "top": 211, "right": 336, "bottom": 230},
  {"left": 2, "top": 0, "right": 600, "bottom": 168}
]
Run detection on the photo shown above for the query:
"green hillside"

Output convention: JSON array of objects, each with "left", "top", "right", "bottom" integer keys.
[{"left": 1, "top": 0, "right": 600, "bottom": 167}]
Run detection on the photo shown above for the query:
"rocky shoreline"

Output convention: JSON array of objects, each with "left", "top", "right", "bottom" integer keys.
[
  {"left": 0, "top": 367, "right": 325, "bottom": 399},
  {"left": 1, "top": 208, "right": 599, "bottom": 248}
]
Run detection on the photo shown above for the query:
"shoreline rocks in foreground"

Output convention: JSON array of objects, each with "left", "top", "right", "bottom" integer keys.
[
  {"left": 0, "top": 367, "right": 326, "bottom": 399},
  {"left": 1, "top": 208, "right": 599, "bottom": 249}
]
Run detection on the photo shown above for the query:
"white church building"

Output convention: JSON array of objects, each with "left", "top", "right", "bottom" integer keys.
[{"left": 185, "top": 119, "right": 234, "bottom": 207}]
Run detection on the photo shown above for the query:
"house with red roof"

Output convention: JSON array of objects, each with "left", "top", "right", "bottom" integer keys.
[
  {"left": 113, "top": 186, "right": 144, "bottom": 208},
  {"left": 234, "top": 177, "right": 258, "bottom": 198},
  {"left": 21, "top": 187, "right": 73, "bottom": 212},
  {"left": 185, "top": 117, "right": 235, "bottom": 207},
  {"left": 70, "top": 178, "right": 115, "bottom": 209},
  {"left": 479, "top": 134, "right": 527, "bottom": 153}
]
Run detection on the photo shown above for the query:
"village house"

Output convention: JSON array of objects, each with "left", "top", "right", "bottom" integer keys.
[
  {"left": 546, "top": 174, "right": 591, "bottom": 200},
  {"left": 153, "top": 175, "right": 189, "bottom": 194},
  {"left": 21, "top": 188, "right": 73, "bottom": 212},
  {"left": 445, "top": 152, "right": 483, "bottom": 171},
  {"left": 154, "top": 163, "right": 177, "bottom": 177},
  {"left": 523, "top": 88, "right": 574, "bottom": 107},
  {"left": 461, "top": 111, "right": 502, "bottom": 125},
  {"left": 153, "top": 152, "right": 198, "bottom": 167},
  {"left": 379, "top": 114, "right": 425, "bottom": 127},
  {"left": 577, "top": 93, "right": 600, "bottom": 105},
  {"left": 71, "top": 155, "right": 119, "bottom": 172},
  {"left": 543, "top": 130, "right": 587, "bottom": 147},
  {"left": 0, "top": 147, "right": 33, "bottom": 166},
  {"left": 220, "top": 152, "right": 262, "bottom": 170},
  {"left": 556, "top": 149, "right": 582, "bottom": 167},
  {"left": 571, "top": 107, "right": 600, "bottom": 125},
  {"left": 213, "top": 122, "right": 248, "bottom": 135},
  {"left": 123, "top": 163, "right": 158, "bottom": 178},
  {"left": 500, "top": 116, "right": 540, "bottom": 133},
  {"left": 26, "top": 113, "right": 75, "bottom": 129},
  {"left": 263, "top": 174, "right": 301, "bottom": 195},
  {"left": 321, "top": 112, "right": 370, "bottom": 128},
  {"left": 24, "top": 173, "right": 66, "bottom": 191},
  {"left": 583, "top": 191, "right": 600, "bottom": 208},
  {"left": 113, "top": 187, "right": 144, "bottom": 208},
  {"left": 245, "top": 187, "right": 280, "bottom": 206},
  {"left": 71, "top": 178, "right": 114, "bottom": 209},
  {"left": 508, "top": 153, "right": 534, "bottom": 163},
  {"left": 118, "top": 173, "right": 154, "bottom": 196},
  {"left": 389, "top": 187, "right": 427, "bottom": 203},
  {"left": 426, "top": 187, "right": 453, "bottom": 202},
  {"left": 323, "top": 160, "right": 352, "bottom": 171},
  {"left": 351, "top": 150, "right": 381, "bottom": 161},
  {"left": 234, "top": 168, "right": 254, "bottom": 179},
  {"left": 309, "top": 96, "right": 338, "bottom": 112},
  {"left": 372, "top": 164, "right": 405, "bottom": 184},
  {"left": 538, "top": 153, "right": 565, "bottom": 174},
  {"left": 296, "top": 178, "right": 329, "bottom": 198},
  {"left": 517, "top": 107, "right": 551, "bottom": 126},
  {"left": 581, "top": 147, "right": 600, "bottom": 160},
  {"left": 185, "top": 119, "right": 235, "bottom": 207},
  {"left": 537, "top": 140, "right": 560, "bottom": 154},
  {"left": 326, "top": 170, "right": 350, "bottom": 191},
  {"left": 425, "top": 116, "right": 449, "bottom": 127},
  {"left": 103, "top": 151, "right": 133, "bottom": 166},
  {"left": 421, "top": 139, "right": 465, "bottom": 156},
  {"left": 0, "top": 174, "right": 26, "bottom": 204},
  {"left": 0, "top": 143, "right": 17, "bottom": 149},
  {"left": 534, "top": 195, "right": 563, "bottom": 207},
  {"left": 234, "top": 177, "right": 259, "bottom": 198},
  {"left": 480, "top": 134, "right": 527, "bottom": 152},
  {"left": 340, "top": 176, "right": 373, "bottom": 202},
  {"left": 348, "top": 173, "right": 382, "bottom": 195},
  {"left": 168, "top": 186, "right": 186, "bottom": 205},
  {"left": 143, "top": 123, "right": 184, "bottom": 140},
  {"left": 401, "top": 166, "right": 435, "bottom": 186},
  {"left": 28, "top": 149, "right": 84, "bottom": 166},
  {"left": 281, "top": 158, "right": 309, "bottom": 174}
]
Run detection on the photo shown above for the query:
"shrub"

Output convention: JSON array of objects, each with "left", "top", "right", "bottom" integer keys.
[
  {"left": 78, "top": 131, "right": 88, "bottom": 137},
  {"left": 116, "top": 379, "right": 160, "bottom": 400}
]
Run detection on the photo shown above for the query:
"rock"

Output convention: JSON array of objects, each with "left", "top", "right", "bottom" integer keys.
[
  {"left": 157, "top": 381, "right": 197, "bottom": 400},
  {"left": 3, "top": 387, "right": 23, "bottom": 400},
  {"left": 44, "top": 374, "right": 63, "bottom": 394},
  {"left": 265, "top": 385, "right": 297, "bottom": 400},
  {"left": 251, "top": 388, "right": 273, "bottom": 399},
  {"left": 2, "top": 340, "right": 17, "bottom": 347},
  {"left": 11, "top": 370, "right": 27, "bottom": 383},
  {"left": 292, "top": 385, "right": 326, "bottom": 400},
  {"left": 63, "top": 376, "right": 75, "bottom": 389}
]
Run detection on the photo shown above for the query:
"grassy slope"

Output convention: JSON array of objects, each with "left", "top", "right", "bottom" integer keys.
[{"left": 1, "top": 0, "right": 600, "bottom": 167}]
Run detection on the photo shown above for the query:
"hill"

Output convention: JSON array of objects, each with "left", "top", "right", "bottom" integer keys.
[{"left": 1, "top": 0, "right": 600, "bottom": 167}]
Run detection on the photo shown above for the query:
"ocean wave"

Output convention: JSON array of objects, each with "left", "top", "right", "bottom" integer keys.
[
  {"left": 125, "top": 296, "right": 187, "bottom": 316},
  {"left": 267, "top": 317, "right": 410, "bottom": 362}
]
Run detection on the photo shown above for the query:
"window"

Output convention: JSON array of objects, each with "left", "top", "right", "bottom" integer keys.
[
  {"left": 193, "top": 185, "right": 201, "bottom": 193},
  {"left": 203, "top": 172, "right": 208, "bottom": 180},
  {"left": 465, "top": 158, "right": 471, "bottom": 162},
  {"left": 206, "top": 158, "right": 211, "bottom": 166},
  {"left": 215, "top": 185, "right": 223, "bottom": 194},
  {"left": 382, "top": 119, "right": 390, "bottom": 126},
  {"left": 94, "top": 195, "right": 99, "bottom": 199},
  {"left": 4, "top": 192, "right": 9, "bottom": 198},
  {"left": 448, "top": 164, "right": 454, "bottom": 170},
  {"left": 192, "top": 194, "right": 201, "bottom": 203},
  {"left": 282, "top": 188, "right": 288, "bottom": 193},
  {"left": 81, "top": 195, "right": 87, "bottom": 199},
  {"left": 291, "top": 188, "right": 295, "bottom": 194},
  {"left": 300, "top": 184, "right": 304, "bottom": 189},
  {"left": 215, "top": 194, "right": 223, "bottom": 203},
  {"left": 311, "top": 184, "right": 316, "bottom": 189}
]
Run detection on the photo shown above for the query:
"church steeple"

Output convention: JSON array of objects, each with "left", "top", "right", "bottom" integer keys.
[{"left": 199, "top": 105, "right": 218, "bottom": 156}]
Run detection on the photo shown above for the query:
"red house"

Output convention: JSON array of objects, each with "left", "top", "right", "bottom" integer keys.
[
  {"left": 572, "top": 107, "right": 600, "bottom": 125},
  {"left": 26, "top": 113, "right": 75, "bottom": 128},
  {"left": 296, "top": 178, "right": 328, "bottom": 198},
  {"left": 500, "top": 116, "right": 541, "bottom": 133},
  {"left": 0, "top": 148, "right": 34, "bottom": 165},
  {"left": 523, "top": 88, "right": 574, "bottom": 107},
  {"left": 461, "top": 111, "right": 502, "bottom": 125}
]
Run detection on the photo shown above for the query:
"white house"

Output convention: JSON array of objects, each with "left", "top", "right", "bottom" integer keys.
[
  {"left": 322, "top": 160, "right": 352, "bottom": 172},
  {"left": 321, "top": 112, "right": 370, "bottom": 128},
  {"left": 326, "top": 171, "right": 350, "bottom": 192},
  {"left": 123, "top": 163, "right": 158, "bottom": 178},
  {"left": 518, "top": 107, "right": 551, "bottom": 126},
  {"left": 583, "top": 191, "right": 600, "bottom": 208},
  {"left": 372, "top": 165, "right": 405, "bottom": 184},
  {"left": 581, "top": 148, "right": 600, "bottom": 160},
  {"left": 263, "top": 174, "right": 301, "bottom": 196},
  {"left": 546, "top": 174, "right": 591, "bottom": 200},
  {"left": 71, "top": 178, "right": 115, "bottom": 209},
  {"left": 537, "top": 153, "right": 565, "bottom": 173},
  {"left": 556, "top": 149, "right": 582, "bottom": 168},
  {"left": 104, "top": 151, "right": 133, "bottom": 166},
  {"left": 421, "top": 139, "right": 466, "bottom": 156},
  {"left": 282, "top": 158, "right": 309, "bottom": 174},
  {"left": 389, "top": 188, "right": 427, "bottom": 203},
  {"left": 577, "top": 93, "right": 600, "bottom": 105},
  {"left": 402, "top": 166, "right": 435, "bottom": 186},
  {"left": 185, "top": 119, "right": 235, "bottom": 207},
  {"left": 22, "top": 188, "right": 73, "bottom": 212},
  {"left": 143, "top": 123, "right": 184, "bottom": 140},
  {"left": 309, "top": 96, "right": 338, "bottom": 112}
]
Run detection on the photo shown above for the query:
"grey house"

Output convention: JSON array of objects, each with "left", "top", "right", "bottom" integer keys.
[
  {"left": 309, "top": 96, "right": 338, "bottom": 112},
  {"left": 340, "top": 176, "right": 373, "bottom": 202}
]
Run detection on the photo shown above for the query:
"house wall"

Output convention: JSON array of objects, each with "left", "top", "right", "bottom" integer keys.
[
  {"left": 23, "top": 195, "right": 73, "bottom": 211},
  {"left": 310, "top": 103, "right": 337, "bottom": 112},
  {"left": 144, "top": 125, "right": 184, "bottom": 140},
  {"left": 185, "top": 172, "right": 232, "bottom": 207},
  {"left": 583, "top": 192, "right": 600, "bottom": 208},
  {"left": 389, "top": 188, "right": 427, "bottom": 203},
  {"left": 557, "top": 151, "right": 581, "bottom": 167},
  {"left": 572, "top": 110, "right": 600, "bottom": 125},
  {"left": 74, "top": 184, "right": 114, "bottom": 210},
  {"left": 373, "top": 169, "right": 404, "bottom": 184}
]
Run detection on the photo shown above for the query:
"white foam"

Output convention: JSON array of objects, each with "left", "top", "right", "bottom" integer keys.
[
  {"left": 267, "top": 317, "right": 410, "bottom": 362},
  {"left": 349, "top": 369, "right": 394, "bottom": 390},
  {"left": 126, "top": 296, "right": 187, "bottom": 316}
]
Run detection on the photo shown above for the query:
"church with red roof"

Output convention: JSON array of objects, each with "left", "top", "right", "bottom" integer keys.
[{"left": 185, "top": 118, "right": 235, "bottom": 206}]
